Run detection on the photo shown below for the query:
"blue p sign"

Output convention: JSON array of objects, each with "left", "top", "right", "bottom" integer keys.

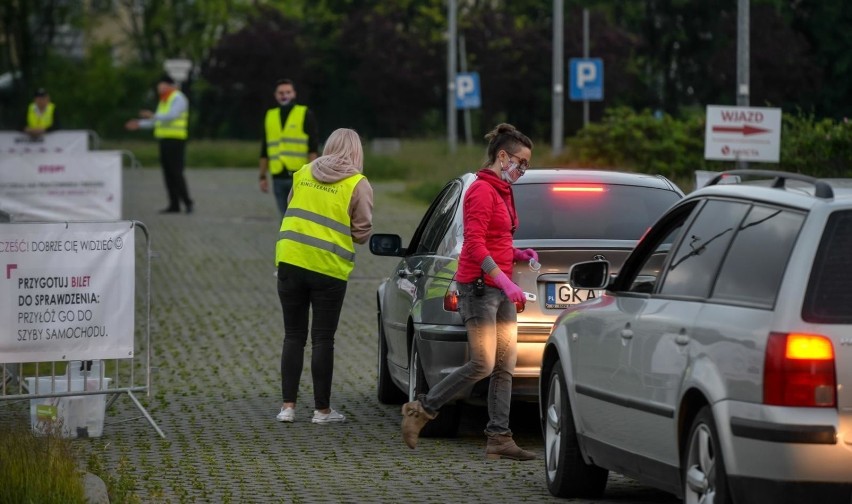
[
  {"left": 456, "top": 72, "right": 481, "bottom": 109},
  {"left": 569, "top": 58, "right": 604, "bottom": 101}
]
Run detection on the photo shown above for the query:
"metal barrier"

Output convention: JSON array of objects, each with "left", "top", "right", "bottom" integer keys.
[
  {"left": 0, "top": 220, "right": 164, "bottom": 438},
  {"left": 120, "top": 149, "right": 142, "bottom": 169},
  {"left": 86, "top": 129, "right": 101, "bottom": 150}
]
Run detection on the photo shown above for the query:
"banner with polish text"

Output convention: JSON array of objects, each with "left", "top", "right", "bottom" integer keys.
[
  {"left": 0, "top": 221, "right": 135, "bottom": 363},
  {"left": 0, "top": 131, "right": 89, "bottom": 155},
  {"left": 0, "top": 151, "right": 121, "bottom": 221}
]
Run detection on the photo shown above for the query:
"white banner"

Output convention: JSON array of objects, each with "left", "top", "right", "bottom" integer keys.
[
  {"left": 0, "top": 152, "right": 121, "bottom": 221},
  {"left": 0, "top": 131, "right": 90, "bottom": 155},
  {"left": 704, "top": 106, "right": 782, "bottom": 163},
  {"left": 0, "top": 221, "right": 135, "bottom": 362}
]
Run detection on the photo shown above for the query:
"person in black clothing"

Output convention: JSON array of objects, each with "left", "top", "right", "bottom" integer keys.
[
  {"left": 125, "top": 75, "right": 194, "bottom": 214},
  {"left": 258, "top": 79, "right": 319, "bottom": 217}
]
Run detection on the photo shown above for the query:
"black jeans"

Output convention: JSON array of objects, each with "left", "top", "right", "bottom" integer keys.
[
  {"left": 159, "top": 138, "right": 192, "bottom": 210},
  {"left": 278, "top": 263, "right": 347, "bottom": 410}
]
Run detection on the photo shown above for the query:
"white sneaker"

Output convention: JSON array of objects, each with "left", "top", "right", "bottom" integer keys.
[
  {"left": 312, "top": 409, "right": 345, "bottom": 424},
  {"left": 276, "top": 406, "right": 295, "bottom": 423}
]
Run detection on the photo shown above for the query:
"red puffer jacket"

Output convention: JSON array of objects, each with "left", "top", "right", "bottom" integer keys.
[{"left": 456, "top": 168, "right": 518, "bottom": 286}]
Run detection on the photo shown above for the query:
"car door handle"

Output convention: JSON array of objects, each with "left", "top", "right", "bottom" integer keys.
[
  {"left": 620, "top": 328, "right": 633, "bottom": 340},
  {"left": 397, "top": 269, "right": 410, "bottom": 278}
]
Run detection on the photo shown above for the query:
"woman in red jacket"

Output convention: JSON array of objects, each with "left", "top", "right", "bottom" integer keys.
[{"left": 401, "top": 123, "right": 538, "bottom": 460}]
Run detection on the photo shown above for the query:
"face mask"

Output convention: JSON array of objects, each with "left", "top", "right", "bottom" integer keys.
[{"left": 500, "top": 160, "right": 523, "bottom": 184}]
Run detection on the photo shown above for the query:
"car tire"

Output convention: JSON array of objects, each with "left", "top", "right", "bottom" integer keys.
[
  {"left": 544, "top": 364, "right": 608, "bottom": 498},
  {"left": 376, "top": 312, "right": 406, "bottom": 404},
  {"left": 683, "top": 405, "right": 731, "bottom": 504},
  {"left": 409, "top": 338, "right": 460, "bottom": 438}
]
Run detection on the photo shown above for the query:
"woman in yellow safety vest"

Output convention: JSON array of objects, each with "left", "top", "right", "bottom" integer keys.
[{"left": 274, "top": 128, "right": 373, "bottom": 424}]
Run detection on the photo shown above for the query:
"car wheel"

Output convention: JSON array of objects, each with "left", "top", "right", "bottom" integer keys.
[
  {"left": 544, "top": 364, "right": 608, "bottom": 498},
  {"left": 409, "top": 338, "right": 460, "bottom": 438},
  {"left": 376, "top": 312, "right": 406, "bottom": 404},
  {"left": 683, "top": 406, "right": 731, "bottom": 504}
]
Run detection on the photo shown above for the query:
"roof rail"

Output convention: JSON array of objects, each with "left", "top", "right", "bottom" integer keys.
[{"left": 704, "top": 169, "right": 834, "bottom": 199}]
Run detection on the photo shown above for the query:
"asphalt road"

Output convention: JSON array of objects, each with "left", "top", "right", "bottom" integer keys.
[{"left": 0, "top": 167, "right": 681, "bottom": 504}]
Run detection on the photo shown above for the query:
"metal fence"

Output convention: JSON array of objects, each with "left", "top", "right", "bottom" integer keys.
[{"left": 0, "top": 220, "right": 164, "bottom": 438}]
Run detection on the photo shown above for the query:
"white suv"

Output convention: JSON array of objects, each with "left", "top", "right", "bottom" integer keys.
[{"left": 539, "top": 170, "right": 852, "bottom": 503}]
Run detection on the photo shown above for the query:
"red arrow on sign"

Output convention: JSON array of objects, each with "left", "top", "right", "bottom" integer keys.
[{"left": 712, "top": 124, "right": 769, "bottom": 136}]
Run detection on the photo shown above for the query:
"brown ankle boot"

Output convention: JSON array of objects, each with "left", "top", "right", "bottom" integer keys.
[
  {"left": 485, "top": 434, "right": 537, "bottom": 461},
  {"left": 401, "top": 400, "right": 437, "bottom": 449}
]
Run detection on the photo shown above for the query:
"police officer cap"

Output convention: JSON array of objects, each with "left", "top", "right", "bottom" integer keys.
[
  {"left": 159, "top": 74, "right": 175, "bottom": 85},
  {"left": 34, "top": 88, "right": 48, "bottom": 97}
]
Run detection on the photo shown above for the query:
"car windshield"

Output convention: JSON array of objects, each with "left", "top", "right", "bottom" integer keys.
[{"left": 513, "top": 183, "right": 680, "bottom": 240}]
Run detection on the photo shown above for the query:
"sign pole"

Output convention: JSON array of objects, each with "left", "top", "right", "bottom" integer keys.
[
  {"left": 736, "top": 0, "right": 750, "bottom": 168},
  {"left": 582, "top": 8, "right": 590, "bottom": 129},
  {"left": 447, "top": 0, "right": 458, "bottom": 154},
  {"left": 552, "top": 0, "right": 564, "bottom": 157},
  {"left": 459, "top": 34, "right": 473, "bottom": 147}
]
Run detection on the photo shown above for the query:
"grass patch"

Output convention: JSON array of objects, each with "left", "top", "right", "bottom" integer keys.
[
  {"left": 0, "top": 420, "right": 86, "bottom": 504},
  {"left": 102, "top": 136, "right": 689, "bottom": 203},
  {"left": 101, "top": 139, "right": 258, "bottom": 168}
]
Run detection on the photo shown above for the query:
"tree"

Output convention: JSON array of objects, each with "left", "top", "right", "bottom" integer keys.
[{"left": 0, "top": 0, "right": 81, "bottom": 126}]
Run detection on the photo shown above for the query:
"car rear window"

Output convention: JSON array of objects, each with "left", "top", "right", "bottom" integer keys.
[
  {"left": 513, "top": 183, "right": 680, "bottom": 240},
  {"left": 803, "top": 210, "right": 852, "bottom": 324}
]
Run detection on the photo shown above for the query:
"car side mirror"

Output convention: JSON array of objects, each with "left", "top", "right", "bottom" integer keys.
[
  {"left": 370, "top": 233, "right": 405, "bottom": 256},
  {"left": 569, "top": 260, "right": 610, "bottom": 290}
]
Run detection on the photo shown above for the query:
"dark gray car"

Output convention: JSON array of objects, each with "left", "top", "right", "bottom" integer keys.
[{"left": 371, "top": 168, "right": 683, "bottom": 436}]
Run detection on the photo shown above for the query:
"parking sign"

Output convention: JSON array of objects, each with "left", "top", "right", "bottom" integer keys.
[
  {"left": 569, "top": 58, "right": 603, "bottom": 101},
  {"left": 455, "top": 72, "right": 481, "bottom": 109}
]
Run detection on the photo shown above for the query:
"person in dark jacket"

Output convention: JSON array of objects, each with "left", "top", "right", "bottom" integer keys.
[
  {"left": 400, "top": 123, "right": 538, "bottom": 460},
  {"left": 258, "top": 78, "right": 319, "bottom": 217}
]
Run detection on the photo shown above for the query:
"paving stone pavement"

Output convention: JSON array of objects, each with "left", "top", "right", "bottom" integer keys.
[{"left": 0, "top": 167, "right": 681, "bottom": 503}]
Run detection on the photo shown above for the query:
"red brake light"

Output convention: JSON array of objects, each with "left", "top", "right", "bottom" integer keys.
[
  {"left": 443, "top": 290, "right": 458, "bottom": 312},
  {"left": 764, "top": 332, "right": 836, "bottom": 407},
  {"left": 552, "top": 184, "right": 605, "bottom": 193}
]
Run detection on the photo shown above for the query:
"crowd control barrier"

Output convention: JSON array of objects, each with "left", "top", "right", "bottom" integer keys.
[
  {"left": 0, "top": 151, "right": 122, "bottom": 221},
  {"left": 0, "top": 220, "right": 164, "bottom": 438},
  {"left": 0, "top": 130, "right": 95, "bottom": 154}
]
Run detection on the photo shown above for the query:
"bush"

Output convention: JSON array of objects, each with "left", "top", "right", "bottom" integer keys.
[
  {"left": 781, "top": 114, "right": 852, "bottom": 177},
  {"left": 0, "top": 421, "right": 86, "bottom": 504},
  {"left": 563, "top": 106, "right": 852, "bottom": 189}
]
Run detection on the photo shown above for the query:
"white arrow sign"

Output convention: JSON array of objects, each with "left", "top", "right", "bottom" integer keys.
[{"left": 704, "top": 105, "right": 782, "bottom": 163}]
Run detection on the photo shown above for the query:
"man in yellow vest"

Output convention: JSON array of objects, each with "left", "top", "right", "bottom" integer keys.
[
  {"left": 258, "top": 78, "right": 319, "bottom": 217},
  {"left": 23, "top": 88, "right": 60, "bottom": 138},
  {"left": 125, "top": 74, "right": 194, "bottom": 214}
]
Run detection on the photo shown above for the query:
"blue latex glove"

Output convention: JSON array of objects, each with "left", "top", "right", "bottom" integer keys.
[
  {"left": 513, "top": 248, "right": 539, "bottom": 263},
  {"left": 492, "top": 270, "right": 525, "bottom": 307}
]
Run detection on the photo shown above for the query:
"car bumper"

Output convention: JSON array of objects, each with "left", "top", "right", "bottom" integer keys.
[
  {"left": 728, "top": 476, "right": 852, "bottom": 504},
  {"left": 417, "top": 323, "right": 546, "bottom": 401},
  {"left": 714, "top": 400, "right": 852, "bottom": 498}
]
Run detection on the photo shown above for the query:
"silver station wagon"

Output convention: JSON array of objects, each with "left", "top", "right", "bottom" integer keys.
[
  {"left": 540, "top": 170, "right": 852, "bottom": 503},
  {"left": 370, "top": 168, "right": 683, "bottom": 436}
]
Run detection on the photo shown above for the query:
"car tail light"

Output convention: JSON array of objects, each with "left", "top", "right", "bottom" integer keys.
[
  {"left": 552, "top": 184, "right": 605, "bottom": 193},
  {"left": 764, "top": 332, "right": 836, "bottom": 407},
  {"left": 443, "top": 289, "right": 459, "bottom": 312}
]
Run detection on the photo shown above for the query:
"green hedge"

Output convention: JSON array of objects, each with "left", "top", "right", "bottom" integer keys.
[{"left": 563, "top": 107, "right": 852, "bottom": 189}]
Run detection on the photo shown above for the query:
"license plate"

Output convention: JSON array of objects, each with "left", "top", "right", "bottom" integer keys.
[{"left": 545, "top": 283, "right": 602, "bottom": 309}]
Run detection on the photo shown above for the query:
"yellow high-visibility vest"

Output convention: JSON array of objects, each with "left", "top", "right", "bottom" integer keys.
[
  {"left": 27, "top": 102, "right": 54, "bottom": 130},
  {"left": 265, "top": 106, "right": 309, "bottom": 175},
  {"left": 276, "top": 167, "right": 365, "bottom": 280},
  {"left": 153, "top": 91, "right": 188, "bottom": 140}
]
